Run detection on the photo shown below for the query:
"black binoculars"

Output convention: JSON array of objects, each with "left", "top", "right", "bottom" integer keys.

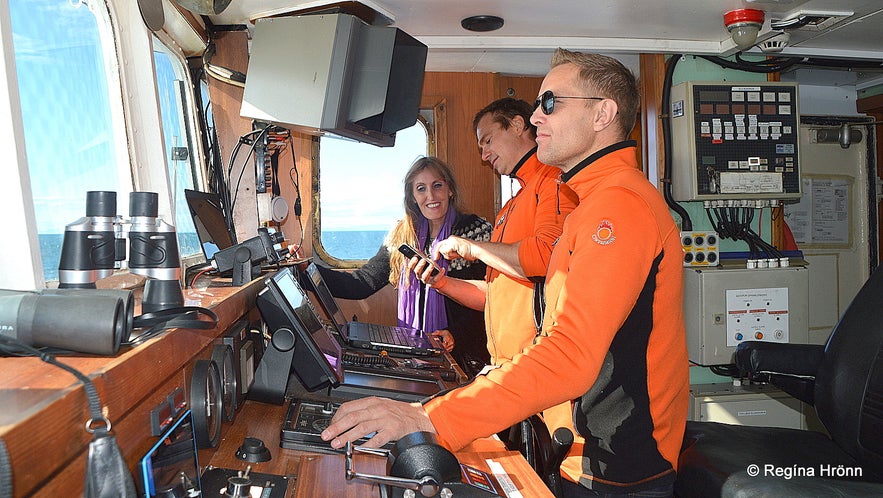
[
  {"left": 0, "top": 288, "right": 134, "bottom": 355},
  {"left": 58, "top": 191, "right": 183, "bottom": 313}
]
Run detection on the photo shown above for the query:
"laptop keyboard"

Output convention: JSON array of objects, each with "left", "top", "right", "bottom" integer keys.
[{"left": 367, "top": 323, "right": 419, "bottom": 346}]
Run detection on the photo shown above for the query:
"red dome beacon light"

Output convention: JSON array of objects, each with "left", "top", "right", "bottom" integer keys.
[{"left": 724, "top": 9, "right": 765, "bottom": 50}]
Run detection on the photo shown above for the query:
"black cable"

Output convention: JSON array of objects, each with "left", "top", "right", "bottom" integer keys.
[
  {"left": 701, "top": 54, "right": 883, "bottom": 75},
  {"left": 228, "top": 127, "right": 270, "bottom": 213},
  {"left": 709, "top": 364, "right": 740, "bottom": 377},
  {"left": 286, "top": 134, "right": 306, "bottom": 256}
]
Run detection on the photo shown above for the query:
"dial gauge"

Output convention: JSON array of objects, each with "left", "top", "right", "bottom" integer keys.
[
  {"left": 211, "top": 343, "right": 238, "bottom": 422},
  {"left": 190, "top": 359, "right": 223, "bottom": 448}
]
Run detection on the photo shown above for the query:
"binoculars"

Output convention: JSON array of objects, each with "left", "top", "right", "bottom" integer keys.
[
  {"left": 0, "top": 288, "right": 134, "bottom": 355},
  {"left": 58, "top": 191, "right": 183, "bottom": 313}
]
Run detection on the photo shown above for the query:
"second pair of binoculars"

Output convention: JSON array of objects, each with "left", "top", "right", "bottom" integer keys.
[{"left": 58, "top": 190, "right": 183, "bottom": 313}]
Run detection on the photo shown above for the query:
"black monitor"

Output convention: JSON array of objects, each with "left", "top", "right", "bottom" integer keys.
[
  {"left": 183, "top": 189, "right": 236, "bottom": 261},
  {"left": 304, "top": 262, "right": 350, "bottom": 335},
  {"left": 251, "top": 268, "right": 344, "bottom": 404}
]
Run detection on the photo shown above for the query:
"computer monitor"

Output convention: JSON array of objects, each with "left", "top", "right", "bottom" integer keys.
[
  {"left": 304, "top": 262, "right": 350, "bottom": 334},
  {"left": 183, "top": 189, "right": 235, "bottom": 260},
  {"left": 251, "top": 268, "right": 344, "bottom": 404}
]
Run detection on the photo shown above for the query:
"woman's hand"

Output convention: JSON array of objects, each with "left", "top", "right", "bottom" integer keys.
[
  {"left": 407, "top": 256, "right": 449, "bottom": 288},
  {"left": 430, "top": 329, "right": 455, "bottom": 352}
]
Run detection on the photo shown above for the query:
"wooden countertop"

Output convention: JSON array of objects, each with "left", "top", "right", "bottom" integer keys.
[
  {"left": 1, "top": 274, "right": 552, "bottom": 497},
  {"left": 208, "top": 400, "right": 553, "bottom": 497},
  {"left": 1, "top": 277, "right": 264, "bottom": 497}
]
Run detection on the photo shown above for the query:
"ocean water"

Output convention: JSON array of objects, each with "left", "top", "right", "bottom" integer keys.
[{"left": 38, "top": 230, "right": 386, "bottom": 281}]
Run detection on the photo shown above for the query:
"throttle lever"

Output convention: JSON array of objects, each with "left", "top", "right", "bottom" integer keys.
[{"left": 545, "top": 427, "right": 574, "bottom": 496}]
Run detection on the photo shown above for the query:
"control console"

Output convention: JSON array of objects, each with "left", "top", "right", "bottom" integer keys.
[{"left": 280, "top": 399, "right": 394, "bottom": 453}]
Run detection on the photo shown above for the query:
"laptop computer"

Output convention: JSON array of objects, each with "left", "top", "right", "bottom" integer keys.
[
  {"left": 184, "top": 189, "right": 236, "bottom": 261},
  {"left": 303, "top": 262, "right": 444, "bottom": 357}
]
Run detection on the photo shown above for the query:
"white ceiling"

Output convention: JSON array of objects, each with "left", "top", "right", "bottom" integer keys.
[{"left": 207, "top": 0, "right": 883, "bottom": 80}]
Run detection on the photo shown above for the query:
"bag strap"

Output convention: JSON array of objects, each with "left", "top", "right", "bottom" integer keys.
[
  {"left": 0, "top": 336, "right": 137, "bottom": 497},
  {"left": 126, "top": 306, "right": 218, "bottom": 346}
]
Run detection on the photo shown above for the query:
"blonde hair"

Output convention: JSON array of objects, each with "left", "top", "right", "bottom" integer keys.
[
  {"left": 386, "top": 156, "right": 463, "bottom": 285},
  {"left": 550, "top": 48, "right": 639, "bottom": 138}
]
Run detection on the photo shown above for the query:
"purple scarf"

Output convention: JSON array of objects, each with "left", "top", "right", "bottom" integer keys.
[{"left": 397, "top": 207, "right": 456, "bottom": 332}]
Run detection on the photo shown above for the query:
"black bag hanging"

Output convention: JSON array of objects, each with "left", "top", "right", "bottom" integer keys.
[
  {"left": 84, "top": 419, "right": 137, "bottom": 498},
  {"left": 0, "top": 336, "right": 137, "bottom": 497}
]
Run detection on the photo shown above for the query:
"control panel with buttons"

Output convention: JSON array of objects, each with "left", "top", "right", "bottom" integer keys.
[{"left": 684, "top": 264, "right": 809, "bottom": 365}]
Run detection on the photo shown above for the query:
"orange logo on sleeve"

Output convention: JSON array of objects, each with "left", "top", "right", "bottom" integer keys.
[{"left": 592, "top": 219, "right": 616, "bottom": 245}]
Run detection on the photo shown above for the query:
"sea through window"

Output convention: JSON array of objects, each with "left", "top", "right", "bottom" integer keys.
[
  {"left": 10, "top": 0, "right": 129, "bottom": 283},
  {"left": 316, "top": 121, "right": 429, "bottom": 263}
]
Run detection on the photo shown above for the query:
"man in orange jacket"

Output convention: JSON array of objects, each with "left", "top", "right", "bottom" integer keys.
[
  {"left": 323, "top": 49, "right": 689, "bottom": 497},
  {"left": 427, "top": 97, "right": 578, "bottom": 365}
]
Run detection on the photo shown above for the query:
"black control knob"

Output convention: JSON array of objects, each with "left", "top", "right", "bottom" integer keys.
[{"left": 235, "top": 437, "right": 271, "bottom": 463}]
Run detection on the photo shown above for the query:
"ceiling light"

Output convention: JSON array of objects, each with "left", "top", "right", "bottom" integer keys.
[
  {"left": 461, "top": 15, "right": 504, "bottom": 32},
  {"left": 724, "top": 9, "right": 765, "bottom": 50}
]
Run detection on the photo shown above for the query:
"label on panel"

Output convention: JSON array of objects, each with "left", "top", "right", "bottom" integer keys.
[{"left": 725, "top": 287, "right": 790, "bottom": 347}]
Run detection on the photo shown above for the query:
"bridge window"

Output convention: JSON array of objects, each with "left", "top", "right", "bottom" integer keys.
[
  {"left": 10, "top": 0, "right": 129, "bottom": 283},
  {"left": 153, "top": 37, "right": 204, "bottom": 260},
  {"left": 315, "top": 120, "right": 430, "bottom": 264}
]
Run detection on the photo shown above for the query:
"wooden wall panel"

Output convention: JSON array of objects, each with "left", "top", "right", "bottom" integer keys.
[
  {"left": 496, "top": 76, "right": 543, "bottom": 104},
  {"left": 639, "top": 54, "right": 665, "bottom": 183},
  {"left": 421, "top": 72, "right": 498, "bottom": 221},
  {"left": 207, "top": 31, "right": 260, "bottom": 243}
]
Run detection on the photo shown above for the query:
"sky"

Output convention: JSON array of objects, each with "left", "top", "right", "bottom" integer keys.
[
  {"left": 11, "top": 0, "right": 428, "bottom": 238},
  {"left": 11, "top": 0, "right": 123, "bottom": 234}
]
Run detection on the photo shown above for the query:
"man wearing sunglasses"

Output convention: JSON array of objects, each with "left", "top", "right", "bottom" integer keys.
[
  {"left": 419, "top": 97, "right": 578, "bottom": 367},
  {"left": 323, "top": 49, "right": 688, "bottom": 497}
]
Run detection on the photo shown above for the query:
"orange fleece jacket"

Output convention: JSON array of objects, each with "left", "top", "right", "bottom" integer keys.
[
  {"left": 485, "top": 150, "right": 578, "bottom": 364},
  {"left": 425, "top": 142, "right": 689, "bottom": 493}
]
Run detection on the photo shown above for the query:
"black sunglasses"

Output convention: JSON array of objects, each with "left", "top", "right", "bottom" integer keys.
[{"left": 534, "top": 90, "right": 604, "bottom": 115}]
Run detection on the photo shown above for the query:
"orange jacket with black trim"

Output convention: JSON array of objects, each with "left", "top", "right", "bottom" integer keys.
[
  {"left": 485, "top": 149, "right": 578, "bottom": 364},
  {"left": 424, "top": 142, "right": 689, "bottom": 494}
]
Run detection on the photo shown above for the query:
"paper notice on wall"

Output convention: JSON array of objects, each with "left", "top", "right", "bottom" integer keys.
[{"left": 784, "top": 177, "right": 850, "bottom": 246}]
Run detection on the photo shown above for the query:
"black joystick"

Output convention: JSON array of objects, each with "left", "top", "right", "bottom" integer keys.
[
  {"left": 235, "top": 437, "right": 271, "bottom": 463},
  {"left": 226, "top": 466, "right": 253, "bottom": 498}
]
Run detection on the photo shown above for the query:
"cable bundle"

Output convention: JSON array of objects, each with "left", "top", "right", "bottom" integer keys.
[{"left": 705, "top": 206, "right": 783, "bottom": 261}]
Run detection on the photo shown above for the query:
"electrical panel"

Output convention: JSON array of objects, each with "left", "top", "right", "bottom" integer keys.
[
  {"left": 684, "top": 265, "right": 809, "bottom": 365},
  {"left": 670, "top": 82, "right": 801, "bottom": 202}
]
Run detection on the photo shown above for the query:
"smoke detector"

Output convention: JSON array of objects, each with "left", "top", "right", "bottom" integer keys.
[{"left": 759, "top": 32, "right": 790, "bottom": 53}]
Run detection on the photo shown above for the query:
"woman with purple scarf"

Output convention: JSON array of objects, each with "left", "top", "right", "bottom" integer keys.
[{"left": 314, "top": 157, "right": 493, "bottom": 376}]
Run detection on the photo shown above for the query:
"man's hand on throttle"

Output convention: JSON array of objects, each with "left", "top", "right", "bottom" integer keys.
[{"left": 320, "top": 397, "right": 436, "bottom": 449}]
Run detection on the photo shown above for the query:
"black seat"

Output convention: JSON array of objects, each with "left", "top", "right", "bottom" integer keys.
[
  {"left": 675, "top": 266, "right": 883, "bottom": 497},
  {"left": 503, "top": 415, "right": 574, "bottom": 497}
]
